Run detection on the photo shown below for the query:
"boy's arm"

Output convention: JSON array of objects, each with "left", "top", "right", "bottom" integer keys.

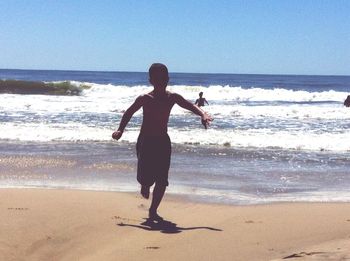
[
  {"left": 112, "top": 96, "right": 144, "bottom": 140},
  {"left": 173, "top": 93, "right": 213, "bottom": 129},
  {"left": 204, "top": 98, "right": 209, "bottom": 105}
]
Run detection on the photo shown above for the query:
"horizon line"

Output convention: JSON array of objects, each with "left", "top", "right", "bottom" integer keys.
[{"left": 0, "top": 67, "right": 349, "bottom": 78}]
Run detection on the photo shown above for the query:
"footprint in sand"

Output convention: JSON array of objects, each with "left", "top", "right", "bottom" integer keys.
[
  {"left": 138, "top": 204, "right": 146, "bottom": 209},
  {"left": 283, "top": 251, "right": 326, "bottom": 259},
  {"left": 144, "top": 246, "right": 160, "bottom": 250},
  {"left": 112, "top": 216, "right": 140, "bottom": 222},
  {"left": 7, "top": 207, "right": 29, "bottom": 211},
  {"left": 112, "top": 216, "right": 130, "bottom": 221},
  {"left": 245, "top": 220, "right": 262, "bottom": 224}
]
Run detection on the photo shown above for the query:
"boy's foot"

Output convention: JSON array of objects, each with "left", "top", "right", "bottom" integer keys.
[
  {"left": 141, "top": 185, "right": 150, "bottom": 199},
  {"left": 148, "top": 210, "right": 164, "bottom": 221}
]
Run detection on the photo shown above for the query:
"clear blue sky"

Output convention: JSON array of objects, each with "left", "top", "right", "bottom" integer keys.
[{"left": 1, "top": 0, "right": 349, "bottom": 75}]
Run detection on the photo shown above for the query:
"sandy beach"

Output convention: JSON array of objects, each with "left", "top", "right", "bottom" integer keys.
[
  {"left": 1, "top": 1, "right": 350, "bottom": 260},
  {"left": 1, "top": 189, "right": 349, "bottom": 261}
]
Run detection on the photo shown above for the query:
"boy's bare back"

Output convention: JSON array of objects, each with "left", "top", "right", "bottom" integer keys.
[
  {"left": 113, "top": 90, "right": 211, "bottom": 140},
  {"left": 139, "top": 90, "right": 174, "bottom": 136},
  {"left": 137, "top": 90, "right": 209, "bottom": 136}
]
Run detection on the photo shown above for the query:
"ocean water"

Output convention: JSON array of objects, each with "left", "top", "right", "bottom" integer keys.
[{"left": 0, "top": 69, "right": 350, "bottom": 204}]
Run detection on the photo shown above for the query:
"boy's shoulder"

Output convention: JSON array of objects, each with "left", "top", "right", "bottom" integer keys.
[
  {"left": 167, "top": 91, "right": 183, "bottom": 99},
  {"left": 135, "top": 91, "right": 184, "bottom": 105},
  {"left": 135, "top": 92, "right": 154, "bottom": 101},
  {"left": 135, "top": 91, "right": 177, "bottom": 101},
  {"left": 141, "top": 90, "right": 181, "bottom": 98}
]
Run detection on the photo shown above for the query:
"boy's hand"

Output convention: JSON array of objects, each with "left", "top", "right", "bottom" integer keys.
[
  {"left": 112, "top": 130, "right": 123, "bottom": 140},
  {"left": 201, "top": 113, "right": 213, "bottom": 129}
]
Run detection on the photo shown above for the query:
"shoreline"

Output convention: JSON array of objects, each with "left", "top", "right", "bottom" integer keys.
[
  {"left": 3, "top": 186, "right": 350, "bottom": 207},
  {"left": 1, "top": 188, "right": 350, "bottom": 260},
  {"left": 1, "top": 140, "right": 350, "bottom": 206}
]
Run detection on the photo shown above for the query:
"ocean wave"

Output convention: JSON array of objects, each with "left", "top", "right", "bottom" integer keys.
[
  {"left": 1, "top": 80, "right": 349, "bottom": 152},
  {"left": 167, "top": 85, "right": 348, "bottom": 103},
  {"left": 0, "top": 123, "right": 349, "bottom": 152},
  {"left": 79, "top": 82, "right": 348, "bottom": 103},
  {"left": 0, "top": 80, "right": 90, "bottom": 95},
  {"left": 1, "top": 80, "right": 347, "bottom": 103}
]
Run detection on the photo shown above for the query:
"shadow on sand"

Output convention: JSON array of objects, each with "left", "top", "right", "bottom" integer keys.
[{"left": 118, "top": 218, "right": 222, "bottom": 234}]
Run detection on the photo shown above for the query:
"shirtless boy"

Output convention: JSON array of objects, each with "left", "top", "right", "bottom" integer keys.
[{"left": 112, "top": 63, "right": 212, "bottom": 221}]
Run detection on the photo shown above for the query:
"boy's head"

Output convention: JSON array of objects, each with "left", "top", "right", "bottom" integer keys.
[
  {"left": 149, "top": 63, "right": 169, "bottom": 90},
  {"left": 199, "top": 92, "right": 203, "bottom": 97}
]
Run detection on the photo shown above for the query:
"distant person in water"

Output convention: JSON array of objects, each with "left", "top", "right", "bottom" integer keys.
[
  {"left": 344, "top": 95, "right": 350, "bottom": 107},
  {"left": 195, "top": 92, "right": 209, "bottom": 107},
  {"left": 112, "top": 63, "right": 212, "bottom": 221}
]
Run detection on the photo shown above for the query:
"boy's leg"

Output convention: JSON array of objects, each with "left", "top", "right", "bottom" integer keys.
[{"left": 149, "top": 183, "right": 166, "bottom": 220}]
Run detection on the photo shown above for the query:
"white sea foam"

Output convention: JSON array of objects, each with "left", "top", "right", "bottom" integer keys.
[
  {"left": 1, "top": 82, "right": 348, "bottom": 116},
  {"left": 0, "top": 122, "right": 349, "bottom": 152},
  {"left": 168, "top": 186, "right": 350, "bottom": 204},
  {"left": 80, "top": 82, "right": 348, "bottom": 102},
  {"left": 1, "top": 82, "right": 349, "bottom": 151}
]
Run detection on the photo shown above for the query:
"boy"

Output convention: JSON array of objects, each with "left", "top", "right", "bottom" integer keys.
[
  {"left": 195, "top": 92, "right": 209, "bottom": 107},
  {"left": 112, "top": 63, "right": 212, "bottom": 221}
]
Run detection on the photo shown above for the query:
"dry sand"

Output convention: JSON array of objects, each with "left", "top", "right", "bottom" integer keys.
[{"left": 1, "top": 189, "right": 350, "bottom": 261}]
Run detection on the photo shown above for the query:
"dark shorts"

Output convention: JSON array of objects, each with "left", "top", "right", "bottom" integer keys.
[{"left": 136, "top": 134, "right": 171, "bottom": 187}]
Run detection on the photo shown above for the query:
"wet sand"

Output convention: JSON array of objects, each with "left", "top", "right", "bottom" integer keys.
[{"left": 1, "top": 189, "right": 350, "bottom": 260}]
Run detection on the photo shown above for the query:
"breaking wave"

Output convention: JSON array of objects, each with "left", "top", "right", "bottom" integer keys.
[{"left": 0, "top": 80, "right": 90, "bottom": 95}]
